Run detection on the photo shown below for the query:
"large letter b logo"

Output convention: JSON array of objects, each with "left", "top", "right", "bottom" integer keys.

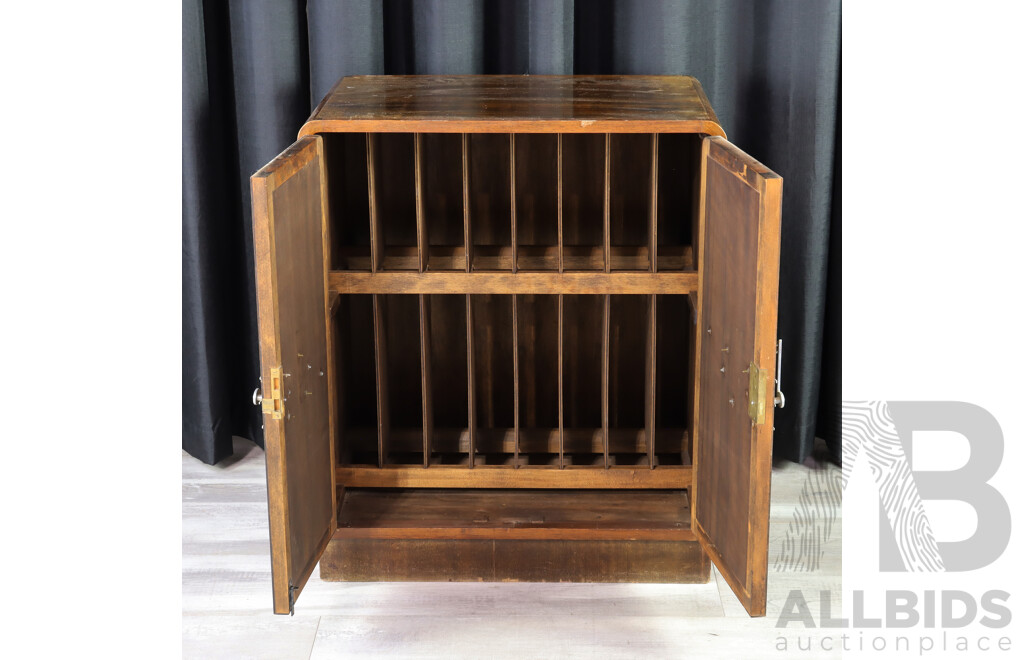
[{"left": 843, "top": 402, "right": 1010, "bottom": 572}]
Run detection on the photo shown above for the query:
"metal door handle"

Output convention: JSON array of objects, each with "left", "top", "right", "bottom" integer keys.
[{"left": 774, "top": 339, "right": 785, "bottom": 408}]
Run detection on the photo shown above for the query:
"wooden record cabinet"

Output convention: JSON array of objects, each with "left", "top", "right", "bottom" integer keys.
[{"left": 251, "top": 75, "right": 783, "bottom": 617}]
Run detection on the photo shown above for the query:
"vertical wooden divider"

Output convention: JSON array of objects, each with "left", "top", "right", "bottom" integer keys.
[
  {"left": 687, "top": 295, "right": 697, "bottom": 464},
  {"left": 414, "top": 135, "right": 431, "bottom": 466},
  {"left": 366, "top": 133, "right": 382, "bottom": 273},
  {"left": 649, "top": 133, "right": 659, "bottom": 273},
  {"left": 602, "top": 294, "right": 611, "bottom": 469},
  {"left": 512, "top": 295, "right": 520, "bottom": 467},
  {"left": 414, "top": 133, "right": 427, "bottom": 273},
  {"left": 466, "top": 294, "right": 476, "bottom": 468},
  {"left": 372, "top": 294, "right": 389, "bottom": 468},
  {"left": 557, "top": 294, "right": 564, "bottom": 469},
  {"left": 463, "top": 135, "right": 475, "bottom": 467},
  {"left": 557, "top": 134, "right": 564, "bottom": 273},
  {"left": 510, "top": 134, "right": 517, "bottom": 273},
  {"left": 419, "top": 294, "right": 433, "bottom": 468},
  {"left": 646, "top": 294, "right": 657, "bottom": 468},
  {"left": 462, "top": 134, "right": 472, "bottom": 272},
  {"left": 603, "top": 134, "right": 611, "bottom": 273}
]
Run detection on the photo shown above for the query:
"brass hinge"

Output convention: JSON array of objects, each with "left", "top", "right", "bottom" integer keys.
[
  {"left": 262, "top": 367, "right": 284, "bottom": 420},
  {"left": 746, "top": 361, "right": 768, "bottom": 425}
]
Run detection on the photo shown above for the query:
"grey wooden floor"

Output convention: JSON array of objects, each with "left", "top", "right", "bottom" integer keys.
[{"left": 183, "top": 437, "right": 841, "bottom": 659}]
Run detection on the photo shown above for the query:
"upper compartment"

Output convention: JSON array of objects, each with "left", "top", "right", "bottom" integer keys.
[
  {"left": 313, "top": 76, "right": 718, "bottom": 273},
  {"left": 298, "top": 75, "right": 726, "bottom": 136}
]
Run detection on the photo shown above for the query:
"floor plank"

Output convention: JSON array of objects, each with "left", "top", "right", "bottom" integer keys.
[
  {"left": 182, "top": 614, "right": 320, "bottom": 660},
  {"left": 309, "top": 614, "right": 833, "bottom": 660}
]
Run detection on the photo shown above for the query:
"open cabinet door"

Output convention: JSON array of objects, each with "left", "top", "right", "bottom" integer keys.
[
  {"left": 692, "top": 136, "right": 782, "bottom": 617},
  {"left": 251, "top": 136, "right": 336, "bottom": 614}
]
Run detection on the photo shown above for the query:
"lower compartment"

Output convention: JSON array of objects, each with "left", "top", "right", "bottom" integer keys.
[
  {"left": 320, "top": 488, "right": 710, "bottom": 583},
  {"left": 333, "top": 293, "right": 694, "bottom": 468}
]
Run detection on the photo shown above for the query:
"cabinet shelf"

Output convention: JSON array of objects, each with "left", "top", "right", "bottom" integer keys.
[
  {"left": 335, "top": 464, "right": 692, "bottom": 490},
  {"left": 322, "top": 487, "right": 705, "bottom": 583},
  {"left": 335, "top": 488, "right": 694, "bottom": 541},
  {"left": 328, "top": 270, "right": 697, "bottom": 295},
  {"left": 334, "top": 244, "right": 693, "bottom": 273}
]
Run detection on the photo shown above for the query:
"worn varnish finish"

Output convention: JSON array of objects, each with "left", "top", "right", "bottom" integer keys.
[
  {"left": 299, "top": 75, "right": 726, "bottom": 136},
  {"left": 321, "top": 538, "right": 710, "bottom": 583},
  {"left": 335, "top": 488, "right": 693, "bottom": 540},
  {"left": 321, "top": 489, "right": 708, "bottom": 582},
  {"left": 252, "top": 76, "right": 781, "bottom": 618},
  {"left": 251, "top": 136, "right": 335, "bottom": 615},
  {"left": 329, "top": 271, "right": 697, "bottom": 295},
  {"left": 335, "top": 465, "right": 692, "bottom": 490},
  {"left": 692, "top": 136, "right": 782, "bottom": 617}
]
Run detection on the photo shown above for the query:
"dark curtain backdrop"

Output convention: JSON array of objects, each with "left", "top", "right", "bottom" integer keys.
[{"left": 183, "top": 0, "right": 841, "bottom": 465}]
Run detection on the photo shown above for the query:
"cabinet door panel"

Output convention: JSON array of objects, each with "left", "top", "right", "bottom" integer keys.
[
  {"left": 252, "top": 136, "right": 335, "bottom": 615},
  {"left": 692, "top": 136, "right": 781, "bottom": 617}
]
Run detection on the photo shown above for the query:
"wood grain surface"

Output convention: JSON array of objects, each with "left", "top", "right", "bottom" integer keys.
[
  {"left": 299, "top": 75, "right": 726, "bottom": 135},
  {"left": 692, "top": 136, "right": 782, "bottom": 617},
  {"left": 335, "top": 464, "right": 692, "bottom": 489},
  {"left": 334, "top": 488, "right": 694, "bottom": 541},
  {"left": 250, "top": 136, "right": 335, "bottom": 614},
  {"left": 329, "top": 271, "right": 697, "bottom": 294}
]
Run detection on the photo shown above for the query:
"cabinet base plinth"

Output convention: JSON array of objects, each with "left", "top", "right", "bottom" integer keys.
[{"left": 320, "top": 538, "right": 710, "bottom": 583}]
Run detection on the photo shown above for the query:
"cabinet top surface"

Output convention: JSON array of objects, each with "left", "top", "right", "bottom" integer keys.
[{"left": 299, "top": 75, "right": 725, "bottom": 136}]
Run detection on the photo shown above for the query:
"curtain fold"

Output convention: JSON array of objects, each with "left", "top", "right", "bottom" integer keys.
[
  {"left": 183, "top": 0, "right": 841, "bottom": 464},
  {"left": 308, "top": 1, "right": 385, "bottom": 104}
]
